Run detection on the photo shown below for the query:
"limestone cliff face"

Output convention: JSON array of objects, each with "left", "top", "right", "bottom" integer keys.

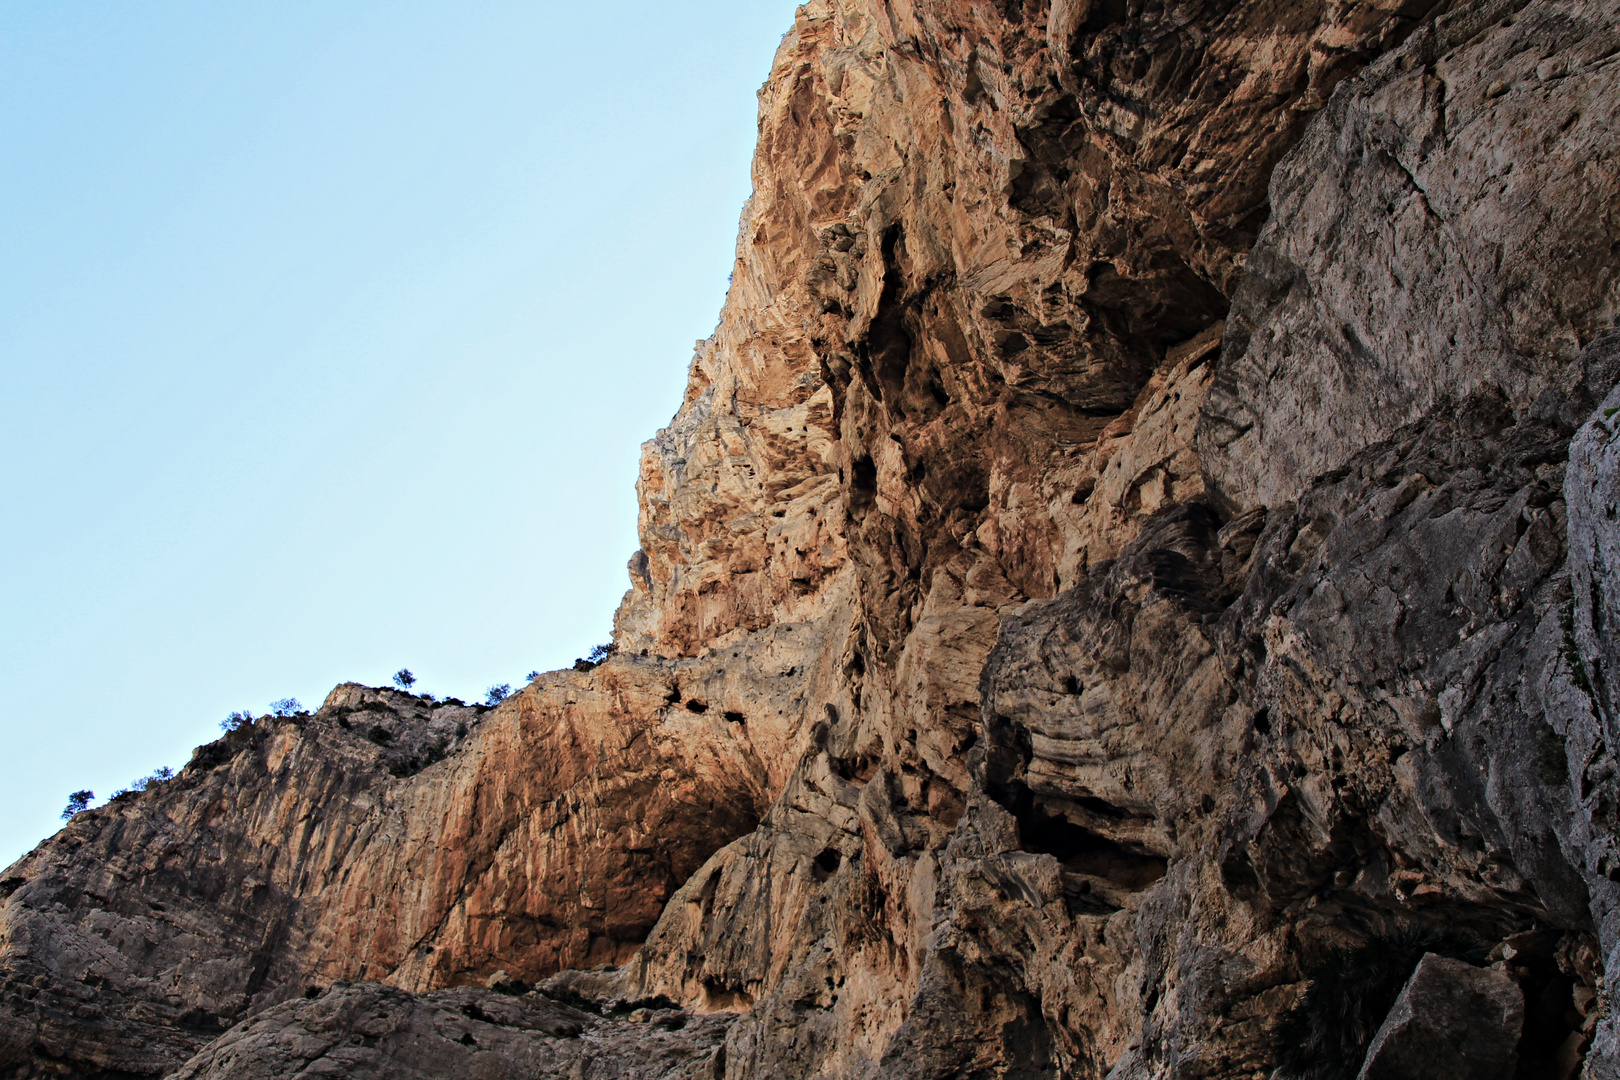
[
  {"left": 3, "top": 0, "right": 1619, "bottom": 1078},
  {"left": 0, "top": 618, "right": 850, "bottom": 1077}
]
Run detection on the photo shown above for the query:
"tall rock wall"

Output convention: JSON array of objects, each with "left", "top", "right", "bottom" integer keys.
[{"left": 2, "top": 0, "right": 1618, "bottom": 1077}]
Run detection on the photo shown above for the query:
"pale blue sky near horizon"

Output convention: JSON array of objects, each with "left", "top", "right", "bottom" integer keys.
[{"left": 0, "top": 2, "right": 802, "bottom": 868}]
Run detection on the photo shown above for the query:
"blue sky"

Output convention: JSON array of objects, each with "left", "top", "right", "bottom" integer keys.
[{"left": 0, "top": 2, "right": 801, "bottom": 867}]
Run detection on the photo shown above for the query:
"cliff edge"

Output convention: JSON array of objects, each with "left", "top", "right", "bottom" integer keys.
[{"left": 4, "top": 0, "right": 1619, "bottom": 1077}]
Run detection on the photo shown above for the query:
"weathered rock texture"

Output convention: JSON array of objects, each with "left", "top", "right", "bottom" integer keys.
[
  {"left": 1201, "top": 0, "right": 1620, "bottom": 509},
  {"left": 167, "top": 983, "right": 730, "bottom": 1080},
  {"left": 3, "top": 0, "right": 1619, "bottom": 1077},
  {"left": 0, "top": 643, "right": 841, "bottom": 1078},
  {"left": 1356, "top": 953, "right": 1523, "bottom": 1080}
]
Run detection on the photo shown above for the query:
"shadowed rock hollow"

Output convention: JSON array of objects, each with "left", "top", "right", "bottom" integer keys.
[{"left": 3, "top": 0, "right": 1619, "bottom": 1077}]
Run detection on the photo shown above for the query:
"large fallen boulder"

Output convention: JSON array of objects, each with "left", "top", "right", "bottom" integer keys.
[{"left": 1357, "top": 953, "right": 1524, "bottom": 1080}]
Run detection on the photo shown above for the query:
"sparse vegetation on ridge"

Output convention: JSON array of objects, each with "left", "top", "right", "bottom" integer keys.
[{"left": 109, "top": 767, "right": 175, "bottom": 801}]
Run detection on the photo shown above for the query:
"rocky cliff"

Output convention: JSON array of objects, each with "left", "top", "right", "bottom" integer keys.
[{"left": 4, "top": 0, "right": 1619, "bottom": 1077}]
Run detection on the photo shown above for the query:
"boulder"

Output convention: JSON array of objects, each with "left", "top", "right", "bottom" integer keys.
[{"left": 1358, "top": 953, "right": 1524, "bottom": 1080}]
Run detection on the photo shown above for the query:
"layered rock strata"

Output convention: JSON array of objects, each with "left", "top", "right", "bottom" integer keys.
[
  {"left": 166, "top": 983, "right": 731, "bottom": 1080},
  {"left": 2, "top": 0, "right": 1618, "bottom": 1077},
  {"left": 0, "top": 629, "right": 846, "bottom": 1078}
]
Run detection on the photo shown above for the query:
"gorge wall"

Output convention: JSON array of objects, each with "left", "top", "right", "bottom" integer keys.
[{"left": 3, "top": 0, "right": 1620, "bottom": 1077}]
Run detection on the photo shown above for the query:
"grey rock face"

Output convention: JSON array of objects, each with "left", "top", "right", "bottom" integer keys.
[
  {"left": 1201, "top": 0, "right": 1620, "bottom": 512},
  {"left": 964, "top": 383, "right": 1611, "bottom": 1077},
  {"left": 1567, "top": 341, "right": 1620, "bottom": 746},
  {"left": 1553, "top": 347, "right": 1620, "bottom": 1077},
  {"left": 1356, "top": 953, "right": 1523, "bottom": 1080},
  {"left": 167, "top": 982, "right": 730, "bottom": 1080}
]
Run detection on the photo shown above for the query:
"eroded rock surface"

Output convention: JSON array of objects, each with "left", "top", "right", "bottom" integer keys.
[
  {"left": 3, "top": 0, "right": 1619, "bottom": 1077},
  {"left": 168, "top": 982, "right": 730, "bottom": 1080},
  {"left": 0, "top": 631, "right": 842, "bottom": 1078},
  {"left": 1200, "top": 0, "right": 1620, "bottom": 509}
]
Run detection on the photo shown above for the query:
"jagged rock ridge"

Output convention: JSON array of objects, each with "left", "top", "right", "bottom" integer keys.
[{"left": 2, "top": 0, "right": 1618, "bottom": 1077}]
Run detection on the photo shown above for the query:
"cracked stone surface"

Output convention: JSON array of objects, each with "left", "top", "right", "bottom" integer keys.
[{"left": 1, "top": 0, "right": 1618, "bottom": 1077}]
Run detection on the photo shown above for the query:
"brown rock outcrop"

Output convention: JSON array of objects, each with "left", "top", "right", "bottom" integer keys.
[
  {"left": 2, "top": 0, "right": 1619, "bottom": 1077},
  {"left": 0, "top": 618, "right": 847, "bottom": 1077}
]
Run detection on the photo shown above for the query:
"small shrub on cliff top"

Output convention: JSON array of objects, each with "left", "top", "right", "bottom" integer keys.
[
  {"left": 109, "top": 767, "right": 177, "bottom": 801},
  {"left": 392, "top": 668, "right": 416, "bottom": 689},
  {"left": 269, "top": 697, "right": 303, "bottom": 717},
  {"left": 221, "top": 710, "right": 254, "bottom": 733},
  {"left": 60, "top": 790, "right": 93, "bottom": 820},
  {"left": 484, "top": 684, "right": 511, "bottom": 706}
]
